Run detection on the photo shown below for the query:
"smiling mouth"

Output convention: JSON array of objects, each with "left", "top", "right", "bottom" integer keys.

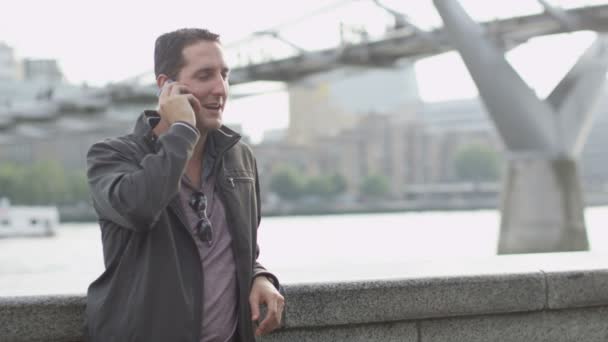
[{"left": 203, "top": 103, "right": 222, "bottom": 111}]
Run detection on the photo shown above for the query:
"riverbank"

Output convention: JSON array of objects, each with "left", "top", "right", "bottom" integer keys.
[
  {"left": 58, "top": 192, "right": 608, "bottom": 222},
  {"left": 58, "top": 199, "right": 501, "bottom": 222}
]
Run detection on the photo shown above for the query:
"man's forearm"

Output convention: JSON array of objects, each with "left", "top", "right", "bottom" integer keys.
[{"left": 87, "top": 123, "right": 199, "bottom": 230}]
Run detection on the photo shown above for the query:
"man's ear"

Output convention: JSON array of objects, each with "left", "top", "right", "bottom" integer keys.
[{"left": 156, "top": 74, "right": 171, "bottom": 89}]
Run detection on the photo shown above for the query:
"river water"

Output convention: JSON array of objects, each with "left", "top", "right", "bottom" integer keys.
[{"left": 1, "top": 207, "right": 608, "bottom": 296}]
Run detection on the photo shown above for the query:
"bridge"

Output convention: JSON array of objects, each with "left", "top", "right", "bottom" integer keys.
[
  {"left": 4, "top": 1, "right": 608, "bottom": 340},
  {"left": 2, "top": 1, "right": 608, "bottom": 132},
  {"left": 226, "top": 3, "right": 608, "bottom": 84},
  {"left": 1, "top": 0, "right": 607, "bottom": 252},
  {"left": 1, "top": 0, "right": 608, "bottom": 252}
]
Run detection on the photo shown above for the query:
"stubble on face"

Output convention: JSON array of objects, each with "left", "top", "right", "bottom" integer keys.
[{"left": 178, "top": 41, "right": 230, "bottom": 132}]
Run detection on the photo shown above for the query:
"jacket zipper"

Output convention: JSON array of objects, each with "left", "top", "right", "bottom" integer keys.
[
  {"left": 191, "top": 132, "right": 240, "bottom": 341},
  {"left": 216, "top": 156, "right": 259, "bottom": 340},
  {"left": 210, "top": 135, "right": 254, "bottom": 340},
  {"left": 217, "top": 172, "right": 254, "bottom": 341},
  {"left": 227, "top": 176, "right": 254, "bottom": 188}
]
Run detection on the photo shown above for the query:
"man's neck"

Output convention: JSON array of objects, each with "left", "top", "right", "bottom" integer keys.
[
  {"left": 191, "top": 131, "right": 208, "bottom": 161},
  {"left": 188, "top": 127, "right": 209, "bottom": 188}
]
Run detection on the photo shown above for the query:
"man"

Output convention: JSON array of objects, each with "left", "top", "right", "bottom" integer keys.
[{"left": 85, "top": 28, "right": 284, "bottom": 342}]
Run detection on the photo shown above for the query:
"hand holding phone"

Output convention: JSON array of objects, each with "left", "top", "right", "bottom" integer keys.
[{"left": 157, "top": 80, "right": 201, "bottom": 127}]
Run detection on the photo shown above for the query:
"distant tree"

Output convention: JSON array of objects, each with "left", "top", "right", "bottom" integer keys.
[
  {"left": 23, "top": 160, "right": 68, "bottom": 204},
  {"left": 360, "top": 174, "right": 390, "bottom": 199},
  {"left": 453, "top": 144, "right": 500, "bottom": 182},
  {"left": 306, "top": 173, "right": 348, "bottom": 199},
  {"left": 269, "top": 166, "right": 305, "bottom": 200},
  {"left": 329, "top": 173, "right": 347, "bottom": 196},
  {"left": 306, "top": 176, "right": 330, "bottom": 198},
  {"left": 0, "top": 161, "right": 89, "bottom": 205},
  {"left": 0, "top": 163, "right": 23, "bottom": 201},
  {"left": 65, "top": 170, "right": 90, "bottom": 204}
]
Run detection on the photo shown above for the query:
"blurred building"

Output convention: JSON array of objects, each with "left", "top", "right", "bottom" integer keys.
[
  {"left": 417, "top": 99, "right": 502, "bottom": 183},
  {"left": 287, "top": 61, "right": 419, "bottom": 145},
  {"left": 22, "top": 58, "right": 64, "bottom": 84},
  {"left": 0, "top": 43, "right": 66, "bottom": 114},
  {"left": 416, "top": 95, "right": 608, "bottom": 190},
  {"left": 0, "top": 42, "right": 20, "bottom": 82},
  {"left": 313, "top": 113, "right": 422, "bottom": 198},
  {"left": 268, "top": 63, "right": 504, "bottom": 199},
  {"left": 0, "top": 43, "right": 63, "bottom": 85},
  {"left": 0, "top": 101, "right": 148, "bottom": 170},
  {"left": 261, "top": 128, "right": 287, "bottom": 144},
  {"left": 257, "top": 84, "right": 608, "bottom": 201},
  {"left": 253, "top": 140, "right": 315, "bottom": 203},
  {"left": 3, "top": 64, "right": 608, "bottom": 205}
]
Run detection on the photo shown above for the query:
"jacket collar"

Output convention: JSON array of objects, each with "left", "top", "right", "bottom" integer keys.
[{"left": 134, "top": 110, "right": 241, "bottom": 155}]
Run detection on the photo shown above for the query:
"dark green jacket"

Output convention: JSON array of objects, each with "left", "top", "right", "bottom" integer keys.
[{"left": 85, "top": 112, "right": 278, "bottom": 342}]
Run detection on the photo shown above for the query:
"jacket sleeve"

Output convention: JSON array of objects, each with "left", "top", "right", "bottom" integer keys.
[
  {"left": 86, "top": 123, "right": 199, "bottom": 231},
  {"left": 251, "top": 157, "right": 280, "bottom": 290}
]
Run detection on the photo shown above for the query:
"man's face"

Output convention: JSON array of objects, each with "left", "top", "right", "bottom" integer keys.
[{"left": 176, "top": 40, "right": 229, "bottom": 131}]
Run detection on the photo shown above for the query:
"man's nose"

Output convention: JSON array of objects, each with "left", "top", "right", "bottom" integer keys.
[{"left": 211, "top": 74, "right": 227, "bottom": 97}]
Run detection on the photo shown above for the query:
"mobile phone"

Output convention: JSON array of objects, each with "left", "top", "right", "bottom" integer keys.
[{"left": 157, "top": 79, "right": 175, "bottom": 97}]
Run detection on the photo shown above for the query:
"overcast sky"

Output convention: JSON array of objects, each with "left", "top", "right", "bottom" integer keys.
[{"left": 1, "top": 0, "right": 604, "bottom": 141}]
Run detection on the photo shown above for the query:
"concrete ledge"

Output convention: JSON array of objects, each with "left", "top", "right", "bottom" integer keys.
[
  {"left": 0, "top": 295, "right": 85, "bottom": 342},
  {"left": 260, "top": 321, "right": 418, "bottom": 342},
  {"left": 2, "top": 253, "right": 608, "bottom": 341},
  {"left": 546, "top": 269, "right": 608, "bottom": 309},
  {"left": 281, "top": 273, "right": 545, "bottom": 327},
  {"left": 419, "top": 307, "right": 608, "bottom": 342}
]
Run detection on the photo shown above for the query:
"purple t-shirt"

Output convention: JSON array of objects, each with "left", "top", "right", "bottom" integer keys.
[{"left": 179, "top": 175, "right": 238, "bottom": 342}]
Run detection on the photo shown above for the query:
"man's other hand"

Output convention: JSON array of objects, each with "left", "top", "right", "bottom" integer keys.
[
  {"left": 249, "top": 276, "right": 285, "bottom": 336},
  {"left": 158, "top": 82, "right": 200, "bottom": 127}
]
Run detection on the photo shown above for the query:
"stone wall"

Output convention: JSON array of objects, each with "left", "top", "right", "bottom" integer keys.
[{"left": 3, "top": 253, "right": 608, "bottom": 341}]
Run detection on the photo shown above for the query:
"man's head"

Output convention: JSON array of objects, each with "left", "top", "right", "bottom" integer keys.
[
  {"left": 154, "top": 28, "right": 220, "bottom": 80},
  {"left": 154, "top": 28, "right": 229, "bottom": 131}
]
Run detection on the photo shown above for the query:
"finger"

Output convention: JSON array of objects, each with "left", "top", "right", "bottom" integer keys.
[
  {"left": 256, "top": 312, "right": 279, "bottom": 336},
  {"left": 170, "top": 83, "right": 189, "bottom": 96},
  {"left": 158, "top": 81, "right": 173, "bottom": 99},
  {"left": 249, "top": 294, "right": 260, "bottom": 322},
  {"left": 185, "top": 94, "right": 202, "bottom": 114},
  {"left": 272, "top": 296, "right": 285, "bottom": 327},
  {"left": 257, "top": 299, "right": 281, "bottom": 336},
  {"left": 277, "top": 299, "right": 284, "bottom": 323}
]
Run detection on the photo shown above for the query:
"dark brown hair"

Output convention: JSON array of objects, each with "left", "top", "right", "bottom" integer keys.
[{"left": 154, "top": 28, "right": 220, "bottom": 79}]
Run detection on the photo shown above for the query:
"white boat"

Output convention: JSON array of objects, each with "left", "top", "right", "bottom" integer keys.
[{"left": 0, "top": 199, "right": 58, "bottom": 238}]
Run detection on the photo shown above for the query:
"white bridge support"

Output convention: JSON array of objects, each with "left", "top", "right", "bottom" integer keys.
[{"left": 433, "top": 0, "right": 608, "bottom": 253}]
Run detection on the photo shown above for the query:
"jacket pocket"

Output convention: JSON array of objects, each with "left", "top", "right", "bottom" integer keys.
[
  {"left": 221, "top": 171, "right": 256, "bottom": 217},
  {"left": 226, "top": 175, "right": 255, "bottom": 188}
]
